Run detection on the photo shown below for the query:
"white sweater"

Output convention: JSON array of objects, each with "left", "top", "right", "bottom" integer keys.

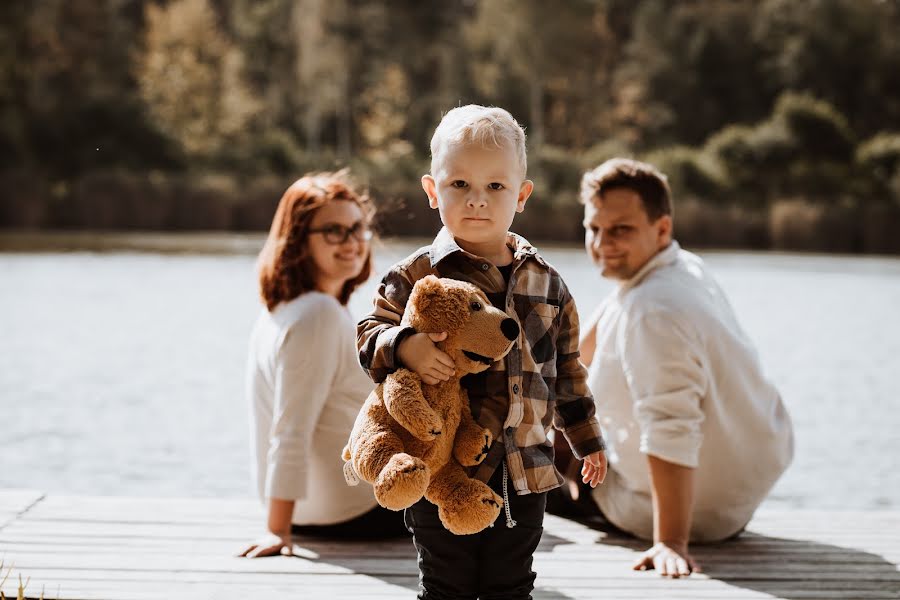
[
  {"left": 246, "top": 292, "right": 377, "bottom": 525},
  {"left": 588, "top": 242, "right": 794, "bottom": 542}
]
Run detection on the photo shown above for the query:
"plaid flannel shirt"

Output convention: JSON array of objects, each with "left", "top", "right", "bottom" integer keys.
[{"left": 357, "top": 227, "right": 605, "bottom": 494}]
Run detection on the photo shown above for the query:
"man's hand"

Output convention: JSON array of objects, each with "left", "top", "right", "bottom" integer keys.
[
  {"left": 238, "top": 530, "right": 293, "bottom": 558},
  {"left": 580, "top": 450, "right": 607, "bottom": 488},
  {"left": 632, "top": 541, "right": 700, "bottom": 577},
  {"left": 397, "top": 331, "right": 455, "bottom": 385}
]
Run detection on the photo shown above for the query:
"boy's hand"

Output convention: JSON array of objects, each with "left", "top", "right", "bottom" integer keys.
[
  {"left": 397, "top": 331, "right": 455, "bottom": 385},
  {"left": 581, "top": 450, "right": 607, "bottom": 488}
]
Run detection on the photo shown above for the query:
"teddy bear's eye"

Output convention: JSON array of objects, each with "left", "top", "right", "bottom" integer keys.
[{"left": 470, "top": 301, "right": 483, "bottom": 312}]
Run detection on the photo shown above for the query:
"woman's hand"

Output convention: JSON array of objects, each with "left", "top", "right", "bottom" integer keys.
[
  {"left": 240, "top": 498, "right": 296, "bottom": 558},
  {"left": 239, "top": 530, "right": 293, "bottom": 558}
]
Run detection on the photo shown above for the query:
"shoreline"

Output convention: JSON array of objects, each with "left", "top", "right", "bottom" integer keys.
[{"left": 4, "top": 230, "right": 900, "bottom": 263}]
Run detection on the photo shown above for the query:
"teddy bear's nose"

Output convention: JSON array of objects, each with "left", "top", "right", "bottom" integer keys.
[{"left": 501, "top": 318, "right": 519, "bottom": 341}]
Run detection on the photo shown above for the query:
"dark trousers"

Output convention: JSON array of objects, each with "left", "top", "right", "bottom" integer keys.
[
  {"left": 404, "top": 465, "right": 547, "bottom": 600},
  {"left": 292, "top": 504, "right": 410, "bottom": 540}
]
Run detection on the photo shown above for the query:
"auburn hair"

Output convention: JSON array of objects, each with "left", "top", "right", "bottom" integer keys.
[{"left": 257, "top": 172, "right": 374, "bottom": 311}]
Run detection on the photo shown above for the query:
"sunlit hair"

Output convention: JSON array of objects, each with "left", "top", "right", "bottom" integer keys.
[
  {"left": 430, "top": 104, "right": 528, "bottom": 178},
  {"left": 257, "top": 171, "right": 374, "bottom": 311},
  {"left": 580, "top": 158, "right": 673, "bottom": 222}
]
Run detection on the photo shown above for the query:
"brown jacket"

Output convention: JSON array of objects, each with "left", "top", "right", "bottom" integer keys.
[{"left": 357, "top": 227, "right": 605, "bottom": 494}]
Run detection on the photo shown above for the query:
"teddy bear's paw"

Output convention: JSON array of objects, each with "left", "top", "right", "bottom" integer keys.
[
  {"left": 454, "top": 429, "right": 494, "bottom": 467},
  {"left": 390, "top": 403, "right": 443, "bottom": 441},
  {"left": 472, "top": 432, "right": 492, "bottom": 464},
  {"left": 374, "top": 454, "right": 430, "bottom": 511},
  {"left": 438, "top": 488, "right": 503, "bottom": 535},
  {"left": 412, "top": 412, "right": 444, "bottom": 441}
]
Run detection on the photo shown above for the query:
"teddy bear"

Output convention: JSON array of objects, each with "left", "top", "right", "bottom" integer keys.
[{"left": 342, "top": 275, "right": 520, "bottom": 535}]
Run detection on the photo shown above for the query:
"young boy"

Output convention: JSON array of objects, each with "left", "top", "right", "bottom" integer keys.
[{"left": 357, "top": 105, "right": 606, "bottom": 599}]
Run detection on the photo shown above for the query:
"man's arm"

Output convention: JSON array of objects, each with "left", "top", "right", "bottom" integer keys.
[
  {"left": 631, "top": 455, "right": 699, "bottom": 577},
  {"left": 578, "top": 303, "right": 606, "bottom": 367},
  {"left": 621, "top": 310, "right": 707, "bottom": 577},
  {"left": 649, "top": 454, "right": 694, "bottom": 548}
]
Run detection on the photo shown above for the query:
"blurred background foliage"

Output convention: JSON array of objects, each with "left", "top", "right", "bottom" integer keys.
[{"left": 1, "top": 0, "right": 899, "bottom": 251}]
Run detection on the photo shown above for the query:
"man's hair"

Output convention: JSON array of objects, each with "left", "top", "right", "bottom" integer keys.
[
  {"left": 580, "top": 158, "right": 673, "bottom": 221},
  {"left": 257, "top": 171, "right": 374, "bottom": 310},
  {"left": 430, "top": 104, "right": 527, "bottom": 177}
]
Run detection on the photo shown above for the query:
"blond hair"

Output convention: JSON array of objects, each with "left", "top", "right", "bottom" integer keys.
[{"left": 429, "top": 105, "right": 528, "bottom": 177}]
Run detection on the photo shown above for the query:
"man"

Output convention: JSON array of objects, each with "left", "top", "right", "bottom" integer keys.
[{"left": 557, "top": 158, "right": 793, "bottom": 577}]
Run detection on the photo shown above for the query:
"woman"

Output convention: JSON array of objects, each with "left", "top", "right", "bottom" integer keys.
[{"left": 241, "top": 172, "right": 406, "bottom": 558}]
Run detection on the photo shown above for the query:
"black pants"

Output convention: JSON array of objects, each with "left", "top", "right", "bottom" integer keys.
[
  {"left": 404, "top": 465, "right": 547, "bottom": 600},
  {"left": 292, "top": 504, "right": 410, "bottom": 540}
]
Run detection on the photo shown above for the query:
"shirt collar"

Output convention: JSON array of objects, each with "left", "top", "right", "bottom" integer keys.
[
  {"left": 617, "top": 240, "right": 681, "bottom": 295},
  {"left": 428, "top": 226, "right": 545, "bottom": 268}
]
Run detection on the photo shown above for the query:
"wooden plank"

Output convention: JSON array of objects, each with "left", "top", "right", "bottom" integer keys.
[
  {"left": 0, "top": 490, "right": 44, "bottom": 510},
  {"left": 1, "top": 556, "right": 895, "bottom": 583},
  {"left": 2, "top": 565, "right": 895, "bottom": 587},
  {"left": 1, "top": 584, "right": 894, "bottom": 600},
  {"left": 3, "top": 543, "right": 898, "bottom": 570},
  {"left": 2, "top": 494, "right": 898, "bottom": 600},
  {"left": 4, "top": 577, "right": 898, "bottom": 600},
  {"left": 5, "top": 534, "right": 893, "bottom": 554},
  {"left": 1, "top": 521, "right": 259, "bottom": 540},
  {"left": 3, "top": 577, "right": 898, "bottom": 600},
  {"left": 6, "top": 571, "right": 891, "bottom": 592},
  {"left": 0, "top": 489, "right": 44, "bottom": 529}
]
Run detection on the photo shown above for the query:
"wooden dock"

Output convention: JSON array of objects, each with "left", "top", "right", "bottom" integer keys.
[{"left": 1, "top": 490, "right": 897, "bottom": 599}]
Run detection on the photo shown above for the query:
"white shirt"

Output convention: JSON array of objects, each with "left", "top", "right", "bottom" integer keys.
[
  {"left": 588, "top": 242, "right": 794, "bottom": 542},
  {"left": 246, "top": 292, "right": 377, "bottom": 525}
]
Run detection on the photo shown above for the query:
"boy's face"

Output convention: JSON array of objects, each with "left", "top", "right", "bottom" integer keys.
[{"left": 422, "top": 141, "right": 533, "bottom": 251}]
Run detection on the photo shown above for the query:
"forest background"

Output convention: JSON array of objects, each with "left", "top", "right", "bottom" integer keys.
[{"left": 2, "top": 0, "right": 900, "bottom": 252}]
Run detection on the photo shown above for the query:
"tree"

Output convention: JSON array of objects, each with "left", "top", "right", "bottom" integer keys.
[
  {"left": 857, "top": 133, "right": 900, "bottom": 206},
  {"left": 228, "top": 0, "right": 296, "bottom": 134},
  {"left": 754, "top": 0, "right": 900, "bottom": 138},
  {"left": 466, "top": 0, "right": 599, "bottom": 152},
  {"left": 137, "top": 0, "right": 260, "bottom": 161},
  {"left": 612, "top": 0, "right": 771, "bottom": 148},
  {"left": 2, "top": 0, "right": 177, "bottom": 175}
]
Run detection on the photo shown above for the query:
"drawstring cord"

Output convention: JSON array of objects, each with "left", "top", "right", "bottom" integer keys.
[{"left": 502, "top": 461, "right": 517, "bottom": 528}]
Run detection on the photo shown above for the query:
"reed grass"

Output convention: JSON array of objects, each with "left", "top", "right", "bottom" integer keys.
[{"left": 0, "top": 558, "right": 56, "bottom": 600}]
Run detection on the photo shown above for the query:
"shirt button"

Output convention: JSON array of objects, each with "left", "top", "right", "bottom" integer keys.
[
  {"left": 512, "top": 384, "right": 520, "bottom": 394},
  {"left": 481, "top": 263, "right": 490, "bottom": 271}
]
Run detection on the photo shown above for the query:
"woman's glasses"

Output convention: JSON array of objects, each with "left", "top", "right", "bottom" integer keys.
[{"left": 308, "top": 222, "right": 373, "bottom": 245}]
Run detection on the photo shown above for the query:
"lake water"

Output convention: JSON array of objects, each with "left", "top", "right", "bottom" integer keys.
[{"left": 2, "top": 233, "right": 899, "bottom": 510}]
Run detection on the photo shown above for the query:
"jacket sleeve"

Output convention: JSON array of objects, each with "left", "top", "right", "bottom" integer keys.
[
  {"left": 356, "top": 267, "right": 417, "bottom": 383},
  {"left": 552, "top": 281, "right": 606, "bottom": 459},
  {"left": 620, "top": 309, "right": 707, "bottom": 468}
]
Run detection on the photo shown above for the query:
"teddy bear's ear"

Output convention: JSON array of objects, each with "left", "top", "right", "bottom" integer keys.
[
  {"left": 415, "top": 275, "right": 442, "bottom": 296},
  {"left": 408, "top": 276, "right": 467, "bottom": 333},
  {"left": 409, "top": 276, "right": 445, "bottom": 327}
]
